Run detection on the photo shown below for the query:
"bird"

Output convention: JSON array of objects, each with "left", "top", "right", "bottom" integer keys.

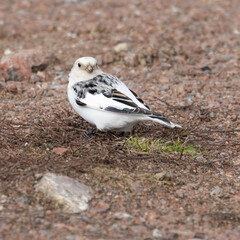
[{"left": 68, "top": 57, "right": 181, "bottom": 133}]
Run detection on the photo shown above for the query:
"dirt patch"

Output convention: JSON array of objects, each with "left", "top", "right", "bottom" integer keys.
[{"left": 0, "top": 0, "right": 240, "bottom": 239}]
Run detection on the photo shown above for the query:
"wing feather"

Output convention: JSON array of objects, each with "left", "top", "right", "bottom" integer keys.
[
  {"left": 129, "top": 89, "right": 150, "bottom": 110},
  {"left": 72, "top": 73, "right": 150, "bottom": 113}
]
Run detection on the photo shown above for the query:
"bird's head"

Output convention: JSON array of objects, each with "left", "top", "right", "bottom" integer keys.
[{"left": 69, "top": 57, "right": 102, "bottom": 83}]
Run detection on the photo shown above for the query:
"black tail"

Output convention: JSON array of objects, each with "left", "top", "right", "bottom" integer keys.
[{"left": 149, "top": 112, "right": 182, "bottom": 128}]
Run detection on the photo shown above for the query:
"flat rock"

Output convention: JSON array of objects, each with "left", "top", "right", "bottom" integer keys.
[
  {"left": 35, "top": 173, "right": 93, "bottom": 213},
  {"left": 0, "top": 49, "right": 47, "bottom": 82}
]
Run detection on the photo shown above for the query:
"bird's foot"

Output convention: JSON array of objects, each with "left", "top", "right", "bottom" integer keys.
[
  {"left": 111, "top": 131, "right": 130, "bottom": 137},
  {"left": 84, "top": 127, "right": 96, "bottom": 137}
]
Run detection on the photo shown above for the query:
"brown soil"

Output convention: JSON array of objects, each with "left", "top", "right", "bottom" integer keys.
[{"left": 0, "top": 0, "right": 239, "bottom": 239}]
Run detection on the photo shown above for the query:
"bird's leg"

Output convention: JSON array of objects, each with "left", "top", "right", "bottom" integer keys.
[
  {"left": 106, "top": 131, "right": 126, "bottom": 137},
  {"left": 84, "top": 127, "right": 96, "bottom": 136},
  {"left": 117, "top": 131, "right": 130, "bottom": 137},
  {"left": 120, "top": 131, "right": 125, "bottom": 137},
  {"left": 129, "top": 129, "right": 134, "bottom": 136}
]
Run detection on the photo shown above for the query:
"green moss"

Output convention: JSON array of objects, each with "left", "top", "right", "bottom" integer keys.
[{"left": 125, "top": 136, "right": 201, "bottom": 156}]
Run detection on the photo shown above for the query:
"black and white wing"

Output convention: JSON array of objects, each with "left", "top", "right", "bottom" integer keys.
[
  {"left": 72, "top": 73, "right": 150, "bottom": 112},
  {"left": 71, "top": 73, "right": 178, "bottom": 128}
]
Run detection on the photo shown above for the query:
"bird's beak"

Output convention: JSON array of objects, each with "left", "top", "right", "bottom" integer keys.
[{"left": 86, "top": 65, "right": 93, "bottom": 73}]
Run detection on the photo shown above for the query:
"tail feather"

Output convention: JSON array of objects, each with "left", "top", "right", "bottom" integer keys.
[
  {"left": 149, "top": 113, "right": 182, "bottom": 128},
  {"left": 104, "top": 105, "right": 182, "bottom": 128}
]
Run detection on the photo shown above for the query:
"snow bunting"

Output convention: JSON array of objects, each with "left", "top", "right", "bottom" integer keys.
[{"left": 68, "top": 57, "right": 181, "bottom": 132}]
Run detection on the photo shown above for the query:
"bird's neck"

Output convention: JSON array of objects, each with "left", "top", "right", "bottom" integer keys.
[{"left": 68, "top": 69, "right": 102, "bottom": 88}]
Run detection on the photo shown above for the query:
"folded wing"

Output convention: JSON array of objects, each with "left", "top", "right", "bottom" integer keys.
[{"left": 72, "top": 73, "right": 181, "bottom": 128}]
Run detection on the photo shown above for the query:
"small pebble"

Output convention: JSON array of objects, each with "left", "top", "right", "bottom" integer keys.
[{"left": 152, "top": 228, "right": 163, "bottom": 238}]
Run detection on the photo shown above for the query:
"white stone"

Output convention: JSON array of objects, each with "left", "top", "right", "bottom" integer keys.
[
  {"left": 210, "top": 186, "right": 223, "bottom": 196},
  {"left": 114, "top": 212, "right": 133, "bottom": 219},
  {"left": 4, "top": 49, "right": 12, "bottom": 55},
  {"left": 35, "top": 173, "right": 92, "bottom": 213},
  {"left": 113, "top": 43, "right": 129, "bottom": 53},
  {"left": 153, "top": 228, "right": 163, "bottom": 238}
]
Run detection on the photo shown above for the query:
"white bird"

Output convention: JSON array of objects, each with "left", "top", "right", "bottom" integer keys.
[{"left": 68, "top": 57, "right": 181, "bottom": 133}]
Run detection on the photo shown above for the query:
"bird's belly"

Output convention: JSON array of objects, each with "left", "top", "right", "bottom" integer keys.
[
  {"left": 75, "top": 107, "right": 134, "bottom": 131},
  {"left": 68, "top": 88, "right": 138, "bottom": 131}
]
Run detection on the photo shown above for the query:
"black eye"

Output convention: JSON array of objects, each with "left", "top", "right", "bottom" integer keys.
[{"left": 78, "top": 63, "right": 81, "bottom": 68}]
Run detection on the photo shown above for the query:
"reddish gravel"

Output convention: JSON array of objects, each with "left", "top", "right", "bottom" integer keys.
[{"left": 0, "top": 0, "right": 240, "bottom": 239}]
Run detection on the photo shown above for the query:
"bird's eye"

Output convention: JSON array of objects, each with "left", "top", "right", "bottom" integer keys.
[{"left": 78, "top": 63, "right": 81, "bottom": 68}]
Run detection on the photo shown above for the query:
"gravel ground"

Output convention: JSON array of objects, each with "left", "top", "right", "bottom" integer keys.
[{"left": 0, "top": 0, "right": 240, "bottom": 239}]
